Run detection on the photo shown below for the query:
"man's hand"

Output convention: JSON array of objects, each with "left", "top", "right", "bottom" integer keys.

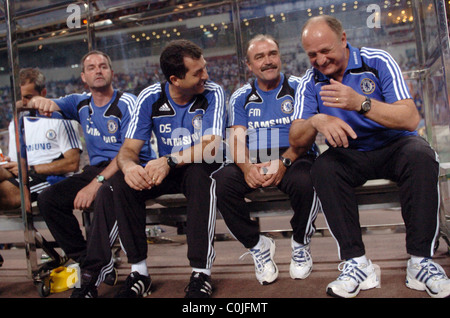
[
  {"left": 311, "top": 114, "right": 357, "bottom": 148},
  {"left": 122, "top": 161, "right": 153, "bottom": 191},
  {"left": 319, "top": 79, "right": 365, "bottom": 111},
  {"left": 258, "top": 160, "right": 286, "bottom": 187},
  {"left": 27, "top": 96, "right": 60, "bottom": 117},
  {"left": 241, "top": 163, "right": 266, "bottom": 189},
  {"left": 144, "top": 157, "right": 170, "bottom": 187},
  {"left": 73, "top": 181, "right": 101, "bottom": 210},
  {"left": 3, "top": 157, "right": 18, "bottom": 176}
]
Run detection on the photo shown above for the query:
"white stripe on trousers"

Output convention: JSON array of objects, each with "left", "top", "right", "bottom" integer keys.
[
  {"left": 95, "top": 221, "right": 119, "bottom": 286},
  {"left": 205, "top": 164, "right": 223, "bottom": 269}
]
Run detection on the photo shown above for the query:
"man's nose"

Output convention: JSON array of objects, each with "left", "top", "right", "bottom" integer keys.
[
  {"left": 201, "top": 69, "right": 209, "bottom": 80},
  {"left": 316, "top": 54, "right": 327, "bottom": 66}
]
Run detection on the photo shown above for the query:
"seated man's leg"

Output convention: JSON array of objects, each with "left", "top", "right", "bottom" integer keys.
[
  {"left": 384, "top": 136, "right": 449, "bottom": 298},
  {"left": 213, "top": 163, "right": 278, "bottom": 285},
  {"left": 38, "top": 169, "right": 97, "bottom": 262},
  {"left": 110, "top": 170, "right": 153, "bottom": 298},
  {"left": 311, "top": 148, "right": 368, "bottom": 260},
  {"left": 280, "top": 154, "right": 318, "bottom": 245},
  {"left": 0, "top": 167, "right": 20, "bottom": 209},
  {"left": 182, "top": 163, "right": 222, "bottom": 270},
  {"left": 0, "top": 180, "right": 21, "bottom": 210},
  {"left": 81, "top": 178, "right": 121, "bottom": 285},
  {"left": 213, "top": 163, "right": 259, "bottom": 248},
  {"left": 312, "top": 148, "right": 380, "bottom": 298},
  {"left": 385, "top": 136, "right": 440, "bottom": 257},
  {"left": 278, "top": 154, "right": 319, "bottom": 279},
  {"left": 72, "top": 170, "right": 151, "bottom": 298},
  {"left": 182, "top": 163, "right": 222, "bottom": 297}
]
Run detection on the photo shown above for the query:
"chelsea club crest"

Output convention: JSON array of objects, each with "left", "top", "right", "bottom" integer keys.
[
  {"left": 46, "top": 129, "right": 57, "bottom": 140},
  {"left": 281, "top": 99, "right": 294, "bottom": 114},
  {"left": 192, "top": 114, "right": 203, "bottom": 130},
  {"left": 360, "top": 78, "right": 376, "bottom": 94},
  {"left": 107, "top": 120, "right": 118, "bottom": 134}
]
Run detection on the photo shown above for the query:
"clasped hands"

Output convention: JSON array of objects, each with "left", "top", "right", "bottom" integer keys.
[
  {"left": 123, "top": 157, "right": 170, "bottom": 191},
  {"left": 243, "top": 159, "right": 285, "bottom": 189}
]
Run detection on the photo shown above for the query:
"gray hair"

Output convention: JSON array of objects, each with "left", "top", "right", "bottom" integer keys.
[
  {"left": 245, "top": 34, "right": 280, "bottom": 61},
  {"left": 301, "top": 15, "right": 344, "bottom": 38}
]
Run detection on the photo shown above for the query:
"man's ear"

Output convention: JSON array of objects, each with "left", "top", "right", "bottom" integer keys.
[
  {"left": 80, "top": 72, "right": 86, "bottom": 84},
  {"left": 169, "top": 75, "right": 180, "bottom": 86}
]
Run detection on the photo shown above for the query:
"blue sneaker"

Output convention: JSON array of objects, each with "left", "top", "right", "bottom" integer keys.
[
  {"left": 240, "top": 236, "right": 278, "bottom": 285},
  {"left": 406, "top": 258, "right": 450, "bottom": 298},
  {"left": 327, "top": 259, "right": 380, "bottom": 298},
  {"left": 290, "top": 237, "right": 313, "bottom": 279}
]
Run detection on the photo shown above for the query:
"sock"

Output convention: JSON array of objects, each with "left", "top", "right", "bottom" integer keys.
[
  {"left": 131, "top": 259, "right": 148, "bottom": 276},
  {"left": 192, "top": 268, "right": 211, "bottom": 276},
  {"left": 251, "top": 235, "right": 266, "bottom": 250},
  {"left": 291, "top": 237, "right": 306, "bottom": 248},
  {"left": 352, "top": 255, "right": 369, "bottom": 265},
  {"left": 410, "top": 255, "right": 427, "bottom": 264}
]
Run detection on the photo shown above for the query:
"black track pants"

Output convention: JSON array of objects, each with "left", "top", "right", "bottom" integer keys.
[
  {"left": 82, "top": 163, "right": 221, "bottom": 280},
  {"left": 213, "top": 154, "right": 319, "bottom": 248},
  {"left": 38, "top": 162, "right": 110, "bottom": 262},
  {"left": 311, "top": 136, "right": 440, "bottom": 260}
]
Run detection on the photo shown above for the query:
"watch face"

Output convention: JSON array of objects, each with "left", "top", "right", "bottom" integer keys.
[
  {"left": 359, "top": 97, "right": 371, "bottom": 114},
  {"left": 167, "top": 156, "right": 177, "bottom": 168},
  {"left": 97, "top": 175, "right": 105, "bottom": 182},
  {"left": 362, "top": 101, "right": 370, "bottom": 111},
  {"left": 283, "top": 157, "right": 292, "bottom": 167}
]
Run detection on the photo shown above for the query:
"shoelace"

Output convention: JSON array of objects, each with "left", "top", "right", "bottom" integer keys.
[
  {"left": 292, "top": 245, "right": 311, "bottom": 266},
  {"left": 416, "top": 259, "right": 448, "bottom": 283},
  {"left": 240, "top": 247, "right": 271, "bottom": 273},
  {"left": 336, "top": 259, "right": 368, "bottom": 283}
]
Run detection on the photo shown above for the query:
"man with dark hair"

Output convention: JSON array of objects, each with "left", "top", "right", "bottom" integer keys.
[
  {"left": 0, "top": 68, "right": 82, "bottom": 210},
  {"left": 72, "top": 39, "right": 225, "bottom": 298},
  {"left": 27, "top": 53, "right": 153, "bottom": 270},
  {"left": 290, "top": 15, "right": 450, "bottom": 298}
]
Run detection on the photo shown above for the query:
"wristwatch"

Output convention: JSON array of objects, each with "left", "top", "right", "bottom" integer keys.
[
  {"left": 96, "top": 175, "right": 106, "bottom": 183},
  {"left": 29, "top": 165, "right": 37, "bottom": 175},
  {"left": 358, "top": 96, "right": 372, "bottom": 115},
  {"left": 165, "top": 155, "right": 178, "bottom": 169},
  {"left": 280, "top": 156, "right": 292, "bottom": 168}
]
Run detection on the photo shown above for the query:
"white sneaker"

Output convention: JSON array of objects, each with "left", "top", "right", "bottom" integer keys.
[
  {"left": 240, "top": 236, "right": 278, "bottom": 285},
  {"left": 406, "top": 258, "right": 450, "bottom": 298},
  {"left": 290, "top": 237, "right": 312, "bottom": 279},
  {"left": 326, "top": 259, "right": 380, "bottom": 298}
]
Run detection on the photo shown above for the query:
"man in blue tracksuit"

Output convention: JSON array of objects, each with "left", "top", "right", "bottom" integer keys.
[
  {"left": 28, "top": 50, "right": 153, "bottom": 270},
  {"left": 213, "top": 34, "right": 319, "bottom": 286},
  {"left": 290, "top": 15, "right": 449, "bottom": 298}
]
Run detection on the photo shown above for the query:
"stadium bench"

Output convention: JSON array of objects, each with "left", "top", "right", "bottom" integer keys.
[{"left": 82, "top": 178, "right": 401, "bottom": 235}]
